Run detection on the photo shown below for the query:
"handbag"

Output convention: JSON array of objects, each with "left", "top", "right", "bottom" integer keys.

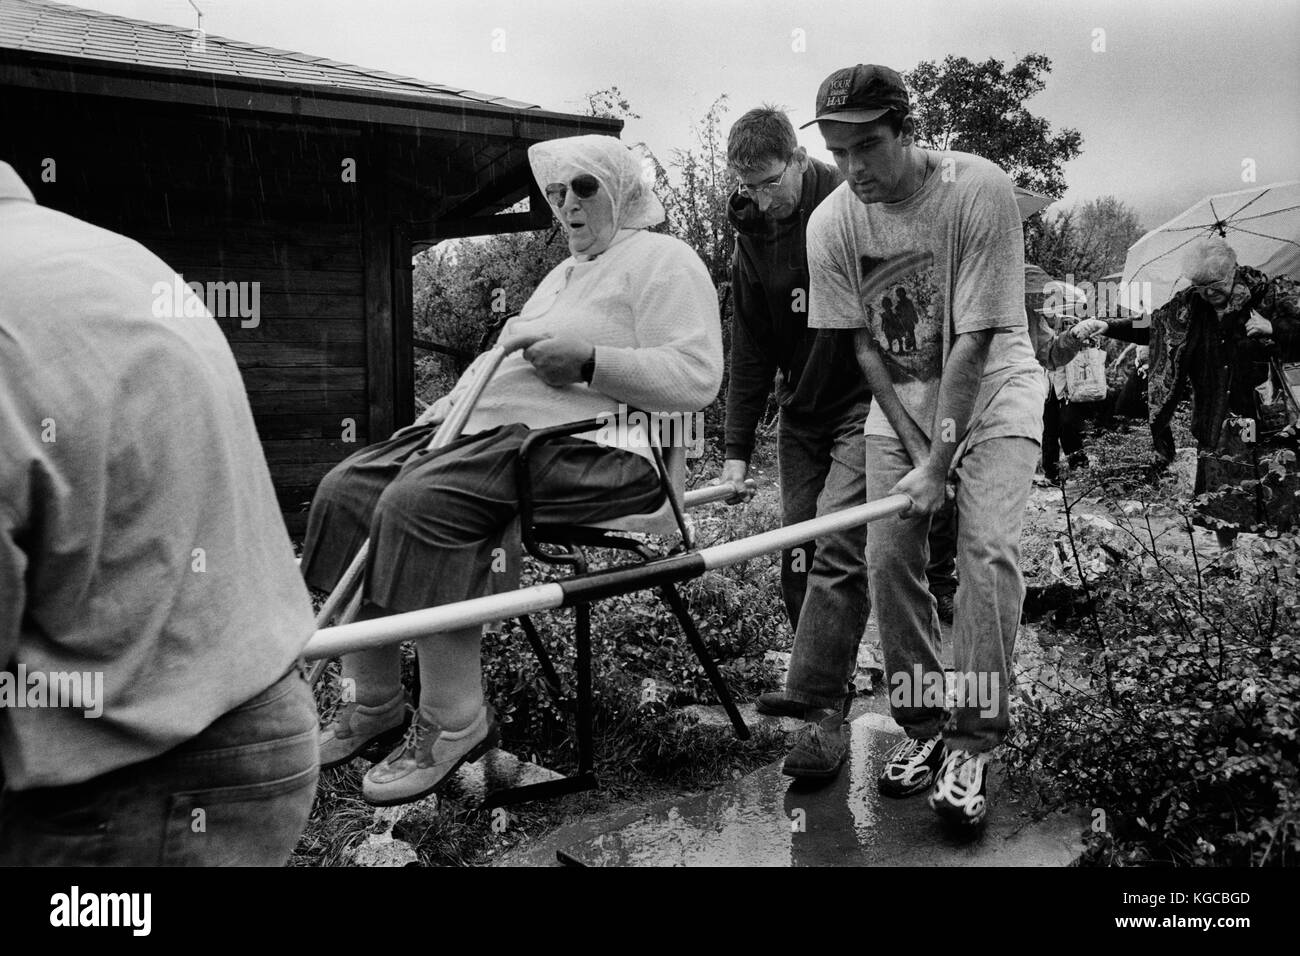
[
  {"left": 1256, "top": 358, "right": 1300, "bottom": 439},
  {"left": 1064, "top": 346, "right": 1108, "bottom": 403}
]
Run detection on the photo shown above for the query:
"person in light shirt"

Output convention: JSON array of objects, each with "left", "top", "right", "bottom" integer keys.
[
  {"left": 302, "top": 135, "right": 723, "bottom": 806},
  {"left": 0, "top": 160, "right": 318, "bottom": 866}
]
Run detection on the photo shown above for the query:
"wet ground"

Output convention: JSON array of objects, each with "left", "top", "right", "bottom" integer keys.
[{"left": 494, "top": 700, "right": 1086, "bottom": 867}]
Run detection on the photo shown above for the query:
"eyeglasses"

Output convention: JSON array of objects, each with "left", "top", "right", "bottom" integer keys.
[
  {"left": 545, "top": 174, "right": 600, "bottom": 207},
  {"left": 1193, "top": 278, "right": 1235, "bottom": 304},
  {"left": 736, "top": 161, "right": 792, "bottom": 198}
]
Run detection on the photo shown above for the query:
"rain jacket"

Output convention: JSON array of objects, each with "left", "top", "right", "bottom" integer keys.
[{"left": 1103, "top": 265, "right": 1300, "bottom": 462}]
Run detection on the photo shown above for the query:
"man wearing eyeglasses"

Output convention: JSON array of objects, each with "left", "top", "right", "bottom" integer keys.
[{"left": 719, "top": 107, "right": 956, "bottom": 783}]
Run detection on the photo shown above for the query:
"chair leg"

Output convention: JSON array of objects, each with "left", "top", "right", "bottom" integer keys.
[
  {"left": 658, "top": 583, "right": 750, "bottom": 741},
  {"left": 517, "top": 615, "right": 565, "bottom": 704},
  {"left": 487, "top": 550, "right": 599, "bottom": 807},
  {"left": 575, "top": 601, "right": 595, "bottom": 776}
]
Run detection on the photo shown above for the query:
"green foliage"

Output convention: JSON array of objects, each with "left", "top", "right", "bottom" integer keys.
[
  {"left": 294, "top": 458, "right": 791, "bottom": 867},
  {"left": 1025, "top": 209, "right": 1106, "bottom": 285},
  {"left": 1026, "top": 197, "right": 1145, "bottom": 286},
  {"left": 581, "top": 85, "right": 641, "bottom": 122},
  {"left": 1077, "top": 196, "right": 1145, "bottom": 277},
  {"left": 1006, "top": 489, "right": 1300, "bottom": 867},
  {"left": 659, "top": 94, "right": 736, "bottom": 288},
  {"left": 905, "top": 53, "right": 1083, "bottom": 199},
  {"left": 481, "top": 486, "right": 787, "bottom": 767}
]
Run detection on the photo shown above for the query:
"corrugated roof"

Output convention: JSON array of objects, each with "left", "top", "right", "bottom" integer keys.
[{"left": 0, "top": 0, "right": 543, "bottom": 111}]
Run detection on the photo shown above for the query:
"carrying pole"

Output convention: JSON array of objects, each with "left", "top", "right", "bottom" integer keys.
[
  {"left": 303, "top": 494, "right": 910, "bottom": 660},
  {"left": 305, "top": 346, "right": 508, "bottom": 683}
]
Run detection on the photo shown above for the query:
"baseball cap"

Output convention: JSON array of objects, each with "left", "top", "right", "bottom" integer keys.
[{"left": 799, "top": 64, "right": 910, "bottom": 129}]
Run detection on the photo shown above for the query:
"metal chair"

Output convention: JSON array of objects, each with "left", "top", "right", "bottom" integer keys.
[
  {"left": 307, "top": 348, "right": 755, "bottom": 805},
  {"left": 495, "top": 412, "right": 752, "bottom": 804}
]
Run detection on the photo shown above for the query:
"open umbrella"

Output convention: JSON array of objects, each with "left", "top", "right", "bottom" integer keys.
[{"left": 1121, "top": 180, "right": 1300, "bottom": 313}]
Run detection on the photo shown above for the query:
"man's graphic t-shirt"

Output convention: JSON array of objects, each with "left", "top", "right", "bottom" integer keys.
[{"left": 807, "top": 150, "right": 1046, "bottom": 447}]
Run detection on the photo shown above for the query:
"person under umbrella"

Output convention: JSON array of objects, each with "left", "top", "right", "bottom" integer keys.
[{"left": 1075, "top": 236, "right": 1300, "bottom": 545}]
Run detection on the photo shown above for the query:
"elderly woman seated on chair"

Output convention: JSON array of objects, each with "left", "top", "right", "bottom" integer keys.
[{"left": 300, "top": 135, "right": 723, "bottom": 805}]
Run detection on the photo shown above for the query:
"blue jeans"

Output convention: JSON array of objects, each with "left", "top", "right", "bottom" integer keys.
[
  {"left": 778, "top": 403, "right": 960, "bottom": 709},
  {"left": 864, "top": 435, "right": 1039, "bottom": 752},
  {"left": 0, "top": 665, "right": 319, "bottom": 866},
  {"left": 778, "top": 403, "right": 873, "bottom": 709}
]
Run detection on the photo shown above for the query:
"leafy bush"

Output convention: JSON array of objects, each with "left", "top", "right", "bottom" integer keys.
[
  {"left": 1006, "top": 500, "right": 1300, "bottom": 867},
  {"left": 481, "top": 482, "right": 787, "bottom": 769}
]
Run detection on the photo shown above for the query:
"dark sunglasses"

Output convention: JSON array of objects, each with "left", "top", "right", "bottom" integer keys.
[{"left": 545, "top": 174, "right": 600, "bottom": 207}]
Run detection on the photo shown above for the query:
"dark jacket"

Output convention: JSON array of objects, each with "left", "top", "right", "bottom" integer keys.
[
  {"left": 723, "top": 158, "right": 870, "bottom": 462},
  {"left": 1104, "top": 265, "right": 1300, "bottom": 461}
]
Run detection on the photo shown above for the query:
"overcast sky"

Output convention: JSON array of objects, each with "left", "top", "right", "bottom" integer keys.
[{"left": 74, "top": 0, "right": 1300, "bottom": 230}]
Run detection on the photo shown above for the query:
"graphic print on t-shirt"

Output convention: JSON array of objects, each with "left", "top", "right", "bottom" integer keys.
[{"left": 858, "top": 251, "right": 942, "bottom": 386}]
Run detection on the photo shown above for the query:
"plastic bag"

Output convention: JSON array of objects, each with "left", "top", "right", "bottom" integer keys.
[{"left": 1064, "top": 346, "right": 1108, "bottom": 403}]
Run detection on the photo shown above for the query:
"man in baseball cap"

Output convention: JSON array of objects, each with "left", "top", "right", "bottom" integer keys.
[
  {"left": 799, "top": 64, "right": 911, "bottom": 128},
  {"left": 803, "top": 64, "right": 1047, "bottom": 829}
]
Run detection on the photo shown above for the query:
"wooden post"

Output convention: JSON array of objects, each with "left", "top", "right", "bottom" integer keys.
[
  {"left": 361, "top": 129, "right": 395, "bottom": 440},
  {"left": 392, "top": 219, "right": 414, "bottom": 430}
]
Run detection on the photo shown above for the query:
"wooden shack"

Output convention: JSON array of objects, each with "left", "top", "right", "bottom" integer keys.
[{"left": 0, "top": 0, "right": 618, "bottom": 532}]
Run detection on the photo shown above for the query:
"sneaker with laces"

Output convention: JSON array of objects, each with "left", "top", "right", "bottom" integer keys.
[
  {"left": 781, "top": 695, "right": 852, "bottom": 781},
  {"left": 319, "top": 691, "right": 409, "bottom": 770},
  {"left": 362, "top": 704, "right": 500, "bottom": 806},
  {"left": 877, "top": 734, "right": 945, "bottom": 797},
  {"left": 928, "top": 748, "right": 991, "bottom": 827}
]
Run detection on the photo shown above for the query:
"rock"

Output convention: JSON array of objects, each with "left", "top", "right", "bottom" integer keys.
[
  {"left": 347, "top": 803, "right": 433, "bottom": 867},
  {"left": 350, "top": 830, "right": 420, "bottom": 867}
]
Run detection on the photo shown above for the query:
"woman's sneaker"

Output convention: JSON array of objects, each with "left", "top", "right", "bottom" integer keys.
[
  {"left": 928, "top": 748, "right": 990, "bottom": 827},
  {"left": 362, "top": 704, "right": 500, "bottom": 806},
  {"left": 877, "top": 734, "right": 945, "bottom": 797},
  {"left": 319, "top": 691, "right": 409, "bottom": 770}
]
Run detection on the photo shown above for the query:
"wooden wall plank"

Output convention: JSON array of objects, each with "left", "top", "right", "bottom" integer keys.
[
  {"left": 214, "top": 319, "right": 365, "bottom": 342},
  {"left": 253, "top": 413, "right": 369, "bottom": 441},
  {"left": 230, "top": 341, "right": 367, "bottom": 367},
  {"left": 260, "top": 438, "right": 364, "bottom": 464},
  {"left": 152, "top": 267, "right": 364, "bottom": 296},
  {"left": 362, "top": 129, "right": 395, "bottom": 440},
  {"left": 141, "top": 243, "right": 363, "bottom": 273},
  {"left": 247, "top": 389, "right": 367, "bottom": 415},
  {"left": 241, "top": 367, "right": 365, "bottom": 391},
  {"left": 393, "top": 220, "right": 414, "bottom": 430}
]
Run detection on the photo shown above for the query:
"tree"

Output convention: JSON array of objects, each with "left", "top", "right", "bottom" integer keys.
[
  {"left": 905, "top": 54, "right": 1082, "bottom": 199},
  {"left": 1025, "top": 196, "right": 1145, "bottom": 286},
  {"left": 659, "top": 94, "right": 736, "bottom": 287},
  {"left": 581, "top": 86, "right": 640, "bottom": 122},
  {"left": 1076, "top": 196, "right": 1145, "bottom": 277},
  {"left": 1024, "top": 209, "right": 1105, "bottom": 282}
]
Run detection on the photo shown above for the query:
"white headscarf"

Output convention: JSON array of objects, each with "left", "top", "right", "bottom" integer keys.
[{"left": 528, "top": 135, "right": 665, "bottom": 231}]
